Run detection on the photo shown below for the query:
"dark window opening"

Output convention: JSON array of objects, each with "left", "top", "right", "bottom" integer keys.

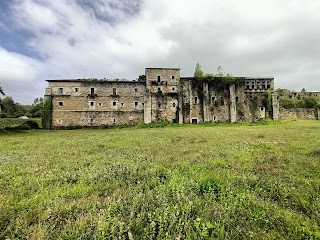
[
  {"left": 261, "top": 107, "right": 264, "bottom": 111},
  {"left": 158, "top": 102, "right": 161, "bottom": 108},
  {"left": 236, "top": 96, "right": 239, "bottom": 102},
  {"left": 142, "top": 103, "right": 144, "bottom": 106},
  {"left": 90, "top": 88, "right": 95, "bottom": 95},
  {"left": 194, "top": 97, "right": 198, "bottom": 104},
  {"left": 172, "top": 87, "right": 175, "bottom": 91},
  {"left": 121, "top": 103, "right": 124, "bottom": 106},
  {"left": 157, "top": 76, "right": 161, "bottom": 82},
  {"left": 212, "top": 96, "right": 216, "bottom": 102},
  {"left": 113, "top": 102, "right": 116, "bottom": 106},
  {"left": 134, "top": 88, "right": 138, "bottom": 92},
  {"left": 135, "top": 102, "right": 138, "bottom": 107},
  {"left": 192, "top": 119, "right": 198, "bottom": 124},
  {"left": 58, "top": 88, "right": 63, "bottom": 95},
  {"left": 113, "top": 88, "right": 117, "bottom": 95},
  {"left": 172, "top": 76, "right": 175, "bottom": 79},
  {"left": 220, "top": 97, "right": 224, "bottom": 105},
  {"left": 173, "top": 103, "right": 176, "bottom": 107},
  {"left": 75, "top": 87, "right": 79, "bottom": 92},
  {"left": 90, "top": 118, "right": 94, "bottom": 124},
  {"left": 158, "top": 87, "right": 161, "bottom": 91},
  {"left": 98, "top": 103, "right": 102, "bottom": 106},
  {"left": 113, "top": 118, "right": 116, "bottom": 123},
  {"left": 90, "top": 102, "right": 94, "bottom": 106},
  {"left": 58, "top": 101, "right": 63, "bottom": 106}
]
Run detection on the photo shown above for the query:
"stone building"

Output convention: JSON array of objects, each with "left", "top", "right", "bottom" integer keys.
[{"left": 44, "top": 67, "right": 279, "bottom": 128}]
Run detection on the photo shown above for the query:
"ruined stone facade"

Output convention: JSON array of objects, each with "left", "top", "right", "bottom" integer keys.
[{"left": 44, "top": 68, "right": 280, "bottom": 128}]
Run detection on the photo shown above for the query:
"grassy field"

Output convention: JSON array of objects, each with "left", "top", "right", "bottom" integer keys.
[{"left": 0, "top": 121, "right": 320, "bottom": 239}]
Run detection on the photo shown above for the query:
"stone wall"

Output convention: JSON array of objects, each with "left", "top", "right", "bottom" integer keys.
[
  {"left": 52, "top": 110, "right": 144, "bottom": 128},
  {"left": 145, "top": 68, "right": 180, "bottom": 123},
  {"left": 48, "top": 80, "right": 146, "bottom": 128},
  {"left": 279, "top": 108, "right": 318, "bottom": 120}
]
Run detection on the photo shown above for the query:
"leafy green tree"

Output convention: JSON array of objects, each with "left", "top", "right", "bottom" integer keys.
[
  {"left": 0, "top": 85, "right": 4, "bottom": 96},
  {"left": 301, "top": 88, "right": 306, "bottom": 93},
  {"left": 215, "top": 66, "right": 225, "bottom": 77},
  {"left": 204, "top": 73, "right": 214, "bottom": 78},
  {"left": 194, "top": 63, "right": 204, "bottom": 78}
]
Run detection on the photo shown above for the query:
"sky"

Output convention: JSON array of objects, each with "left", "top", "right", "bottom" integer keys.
[{"left": 0, "top": 0, "right": 319, "bottom": 104}]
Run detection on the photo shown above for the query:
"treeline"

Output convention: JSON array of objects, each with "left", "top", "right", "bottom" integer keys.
[
  {"left": 0, "top": 96, "right": 44, "bottom": 118},
  {"left": 276, "top": 89, "right": 320, "bottom": 109}
]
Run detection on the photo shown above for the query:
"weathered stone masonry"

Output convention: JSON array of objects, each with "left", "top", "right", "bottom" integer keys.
[{"left": 43, "top": 67, "right": 316, "bottom": 128}]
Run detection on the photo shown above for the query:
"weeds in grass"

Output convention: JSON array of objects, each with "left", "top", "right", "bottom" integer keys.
[{"left": 0, "top": 121, "right": 319, "bottom": 239}]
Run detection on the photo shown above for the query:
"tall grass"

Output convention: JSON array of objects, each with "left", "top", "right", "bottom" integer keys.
[{"left": 0, "top": 120, "right": 319, "bottom": 239}]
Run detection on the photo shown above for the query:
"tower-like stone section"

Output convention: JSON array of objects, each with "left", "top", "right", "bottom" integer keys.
[
  {"left": 229, "top": 84, "right": 237, "bottom": 123},
  {"left": 144, "top": 68, "right": 181, "bottom": 123},
  {"left": 203, "top": 83, "right": 210, "bottom": 122},
  {"left": 272, "top": 93, "right": 279, "bottom": 121}
]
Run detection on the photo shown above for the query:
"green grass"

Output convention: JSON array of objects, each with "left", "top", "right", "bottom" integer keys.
[
  {"left": 0, "top": 118, "right": 42, "bottom": 129},
  {"left": 0, "top": 120, "right": 320, "bottom": 239}
]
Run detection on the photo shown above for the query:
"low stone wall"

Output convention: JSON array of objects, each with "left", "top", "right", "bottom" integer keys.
[{"left": 279, "top": 108, "right": 318, "bottom": 120}]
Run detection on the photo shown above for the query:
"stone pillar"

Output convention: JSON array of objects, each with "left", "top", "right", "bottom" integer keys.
[
  {"left": 272, "top": 93, "right": 279, "bottom": 121},
  {"left": 203, "top": 83, "right": 209, "bottom": 122},
  {"left": 229, "top": 84, "right": 237, "bottom": 123},
  {"left": 144, "top": 89, "right": 152, "bottom": 123},
  {"left": 178, "top": 90, "right": 183, "bottom": 124},
  {"left": 189, "top": 83, "right": 193, "bottom": 123}
]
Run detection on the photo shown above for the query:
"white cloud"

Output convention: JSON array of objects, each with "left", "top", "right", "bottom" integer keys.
[{"left": 1, "top": 0, "right": 320, "bottom": 103}]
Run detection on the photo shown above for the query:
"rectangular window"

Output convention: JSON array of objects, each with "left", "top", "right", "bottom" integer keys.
[
  {"left": 157, "top": 76, "right": 161, "bottom": 82},
  {"left": 113, "top": 102, "right": 116, "bottom": 106},
  {"left": 90, "top": 88, "right": 95, "bottom": 95},
  {"left": 135, "top": 102, "right": 138, "bottom": 107},
  {"left": 113, "top": 88, "right": 117, "bottom": 95},
  {"left": 90, "top": 102, "right": 94, "bottom": 106},
  {"left": 194, "top": 97, "right": 198, "bottom": 104},
  {"left": 58, "top": 101, "right": 63, "bottom": 106},
  {"left": 134, "top": 88, "right": 138, "bottom": 93},
  {"left": 236, "top": 96, "right": 239, "bottom": 102},
  {"left": 58, "top": 88, "right": 63, "bottom": 95},
  {"left": 172, "top": 76, "right": 175, "bottom": 79},
  {"left": 75, "top": 87, "right": 79, "bottom": 92}
]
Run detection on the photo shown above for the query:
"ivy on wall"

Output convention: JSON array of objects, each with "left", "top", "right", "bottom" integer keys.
[{"left": 42, "top": 97, "right": 52, "bottom": 129}]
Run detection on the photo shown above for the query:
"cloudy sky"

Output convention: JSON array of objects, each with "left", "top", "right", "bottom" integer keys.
[{"left": 0, "top": 0, "right": 319, "bottom": 104}]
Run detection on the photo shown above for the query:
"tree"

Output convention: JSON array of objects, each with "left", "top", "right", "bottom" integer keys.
[
  {"left": 301, "top": 88, "right": 306, "bottom": 93},
  {"left": 215, "top": 66, "right": 225, "bottom": 77},
  {"left": 194, "top": 63, "right": 204, "bottom": 78},
  {"left": 0, "top": 85, "right": 4, "bottom": 96}
]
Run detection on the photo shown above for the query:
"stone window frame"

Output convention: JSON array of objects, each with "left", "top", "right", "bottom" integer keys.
[
  {"left": 57, "top": 119, "right": 63, "bottom": 124},
  {"left": 58, "top": 88, "right": 64, "bottom": 95},
  {"left": 57, "top": 101, "right": 64, "bottom": 107}
]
